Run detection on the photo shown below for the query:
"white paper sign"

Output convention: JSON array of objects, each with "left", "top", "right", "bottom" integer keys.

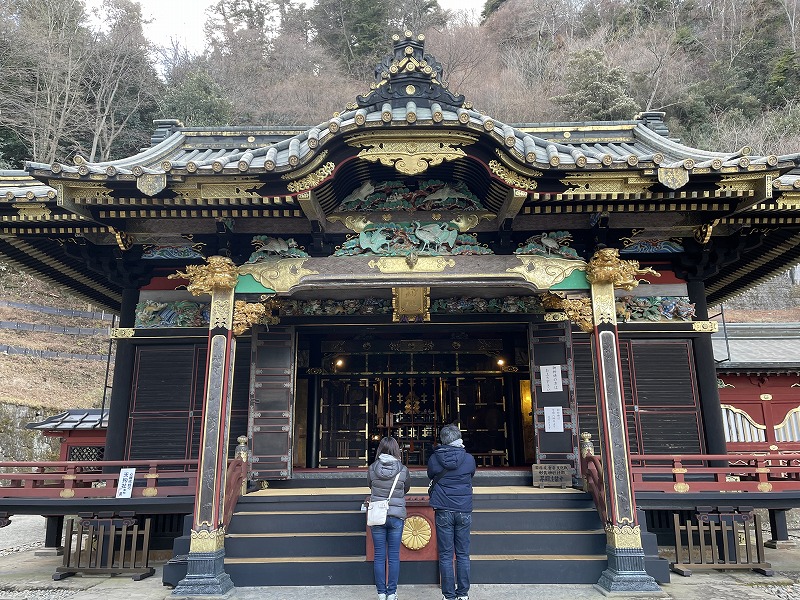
[
  {"left": 544, "top": 406, "right": 565, "bottom": 432},
  {"left": 540, "top": 365, "right": 563, "bottom": 392},
  {"left": 116, "top": 468, "right": 136, "bottom": 499}
]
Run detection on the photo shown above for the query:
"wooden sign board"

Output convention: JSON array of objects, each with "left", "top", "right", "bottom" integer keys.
[{"left": 532, "top": 463, "right": 572, "bottom": 488}]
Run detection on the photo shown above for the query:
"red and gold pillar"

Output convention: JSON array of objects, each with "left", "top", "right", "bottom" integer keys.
[
  {"left": 585, "top": 248, "right": 660, "bottom": 593},
  {"left": 170, "top": 256, "right": 239, "bottom": 597}
]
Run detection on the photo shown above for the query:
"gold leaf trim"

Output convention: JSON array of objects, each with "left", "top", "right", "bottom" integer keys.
[
  {"left": 368, "top": 256, "right": 455, "bottom": 273},
  {"left": 586, "top": 248, "right": 658, "bottom": 291},
  {"left": 189, "top": 527, "right": 226, "bottom": 553},
  {"left": 488, "top": 160, "right": 537, "bottom": 190},
  {"left": 692, "top": 321, "right": 719, "bottom": 332},
  {"left": 285, "top": 162, "right": 335, "bottom": 193},
  {"left": 506, "top": 255, "right": 586, "bottom": 289},
  {"left": 238, "top": 258, "right": 318, "bottom": 293},
  {"left": 170, "top": 255, "right": 239, "bottom": 296},
  {"left": 111, "top": 328, "right": 135, "bottom": 338},
  {"left": 402, "top": 515, "right": 432, "bottom": 550},
  {"left": 674, "top": 482, "right": 689, "bottom": 493},
  {"left": 142, "top": 487, "right": 158, "bottom": 497},
  {"left": 605, "top": 524, "right": 643, "bottom": 549}
]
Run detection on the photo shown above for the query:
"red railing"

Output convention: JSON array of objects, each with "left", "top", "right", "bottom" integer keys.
[
  {"left": 580, "top": 451, "right": 608, "bottom": 523},
  {"left": 631, "top": 453, "right": 800, "bottom": 493},
  {"left": 0, "top": 460, "right": 198, "bottom": 499},
  {"left": 223, "top": 457, "right": 246, "bottom": 528}
]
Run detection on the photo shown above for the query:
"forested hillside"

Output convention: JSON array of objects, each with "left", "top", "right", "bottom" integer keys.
[{"left": 2, "top": 0, "right": 800, "bottom": 168}]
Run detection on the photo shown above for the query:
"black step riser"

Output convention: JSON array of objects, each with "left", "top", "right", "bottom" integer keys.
[
  {"left": 226, "top": 535, "right": 366, "bottom": 558},
  {"left": 471, "top": 559, "right": 607, "bottom": 584},
  {"left": 227, "top": 513, "right": 366, "bottom": 534},
  {"left": 472, "top": 511, "right": 602, "bottom": 530},
  {"left": 471, "top": 533, "right": 606, "bottom": 554}
]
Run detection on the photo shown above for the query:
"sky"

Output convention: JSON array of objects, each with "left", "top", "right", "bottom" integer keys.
[{"left": 89, "top": 0, "right": 484, "bottom": 55}]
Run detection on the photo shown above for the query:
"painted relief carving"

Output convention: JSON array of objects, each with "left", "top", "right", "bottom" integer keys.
[
  {"left": 135, "top": 300, "right": 210, "bottom": 328},
  {"left": 619, "top": 238, "right": 684, "bottom": 253},
  {"left": 430, "top": 296, "right": 543, "bottom": 314},
  {"left": 142, "top": 244, "right": 205, "bottom": 260},
  {"left": 506, "top": 255, "right": 586, "bottom": 289},
  {"left": 541, "top": 293, "right": 593, "bottom": 333},
  {"left": 585, "top": 248, "right": 658, "bottom": 290},
  {"left": 239, "top": 258, "right": 318, "bottom": 293},
  {"left": 334, "top": 221, "right": 491, "bottom": 256},
  {"left": 281, "top": 298, "right": 393, "bottom": 317},
  {"left": 335, "top": 179, "right": 484, "bottom": 212},
  {"left": 515, "top": 231, "right": 579, "bottom": 259},
  {"left": 247, "top": 236, "right": 310, "bottom": 262},
  {"left": 615, "top": 296, "right": 696, "bottom": 322}
]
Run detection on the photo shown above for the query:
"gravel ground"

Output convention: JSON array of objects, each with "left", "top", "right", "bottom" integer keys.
[{"left": 0, "top": 515, "right": 45, "bottom": 553}]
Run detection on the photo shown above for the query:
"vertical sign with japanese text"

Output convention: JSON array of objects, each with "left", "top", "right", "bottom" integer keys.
[
  {"left": 540, "top": 365, "right": 563, "bottom": 392},
  {"left": 116, "top": 468, "right": 136, "bottom": 498}
]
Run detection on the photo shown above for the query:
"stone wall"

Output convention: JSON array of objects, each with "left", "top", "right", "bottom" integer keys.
[
  {"left": 723, "top": 270, "right": 800, "bottom": 311},
  {"left": 0, "top": 403, "right": 58, "bottom": 461}
]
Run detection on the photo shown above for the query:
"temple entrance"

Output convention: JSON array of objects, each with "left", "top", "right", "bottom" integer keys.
[{"left": 294, "top": 324, "right": 531, "bottom": 469}]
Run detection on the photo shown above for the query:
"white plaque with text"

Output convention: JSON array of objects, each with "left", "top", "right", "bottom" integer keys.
[
  {"left": 116, "top": 468, "right": 136, "bottom": 499},
  {"left": 540, "top": 365, "right": 563, "bottom": 392},
  {"left": 544, "top": 406, "right": 564, "bottom": 432}
]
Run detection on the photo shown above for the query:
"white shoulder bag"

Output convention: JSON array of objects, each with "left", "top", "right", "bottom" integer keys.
[{"left": 367, "top": 472, "right": 401, "bottom": 527}]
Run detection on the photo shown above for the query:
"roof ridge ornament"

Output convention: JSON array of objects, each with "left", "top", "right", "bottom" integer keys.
[{"left": 355, "top": 31, "right": 466, "bottom": 111}]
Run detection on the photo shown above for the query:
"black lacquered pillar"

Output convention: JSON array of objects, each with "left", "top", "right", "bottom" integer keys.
[
  {"left": 171, "top": 256, "right": 239, "bottom": 598},
  {"left": 586, "top": 249, "right": 660, "bottom": 593}
]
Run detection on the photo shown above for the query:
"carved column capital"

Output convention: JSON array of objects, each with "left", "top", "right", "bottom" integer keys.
[
  {"left": 586, "top": 247, "right": 658, "bottom": 291},
  {"left": 169, "top": 255, "right": 239, "bottom": 296},
  {"left": 542, "top": 293, "right": 593, "bottom": 333}
]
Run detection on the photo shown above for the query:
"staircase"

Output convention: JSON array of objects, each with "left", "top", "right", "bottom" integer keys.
[{"left": 217, "top": 473, "right": 609, "bottom": 586}]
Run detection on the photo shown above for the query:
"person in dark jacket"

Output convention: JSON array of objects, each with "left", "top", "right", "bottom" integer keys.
[
  {"left": 427, "top": 424, "right": 476, "bottom": 600},
  {"left": 367, "top": 437, "right": 411, "bottom": 600}
]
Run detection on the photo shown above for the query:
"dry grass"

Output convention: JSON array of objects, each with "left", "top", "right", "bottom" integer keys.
[
  {"left": 0, "top": 354, "right": 107, "bottom": 409},
  {"left": 0, "top": 328, "right": 110, "bottom": 355},
  {"left": 0, "top": 306, "right": 111, "bottom": 329},
  {"left": 723, "top": 309, "right": 800, "bottom": 323}
]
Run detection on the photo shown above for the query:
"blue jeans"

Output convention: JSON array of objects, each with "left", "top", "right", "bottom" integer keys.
[
  {"left": 371, "top": 516, "right": 404, "bottom": 595},
  {"left": 435, "top": 509, "right": 471, "bottom": 600}
]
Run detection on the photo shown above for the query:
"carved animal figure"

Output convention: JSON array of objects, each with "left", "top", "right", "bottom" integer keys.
[
  {"left": 358, "top": 227, "right": 392, "bottom": 254},
  {"left": 341, "top": 181, "right": 375, "bottom": 207},
  {"left": 252, "top": 236, "right": 298, "bottom": 255},
  {"left": 411, "top": 221, "right": 458, "bottom": 253}
]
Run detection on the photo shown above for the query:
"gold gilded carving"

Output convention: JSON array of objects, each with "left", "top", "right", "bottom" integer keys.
[
  {"left": 142, "top": 487, "right": 158, "bottom": 497},
  {"left": 493, "top": 149, "right": 543, "bottom": 177},
  {"left": 211, "top": 298, "right": 232, "bottom": 329},
  {"left": 586, "top": 248, "right": 658, "bottom": 291},
  {"left": 777, "top": 191, "right": 800, "bottom": 209},
  {"left": 327, "top": 214, "right": 373, "bottom": 232},
  {"left": 561, "top": 173, "right": 653, "bottom": 195},
  {"left": 674, "top": 482, "right": 690, "bottom": 493},
  {"left": 285, "top": 162, "right": 335, "bottom": 193},
  {"left": 451, "top": 212, "right": 495, "bottom": 232},
  {"left": 113, "top": 228, "right": 133, "bottom": 251},
  {"left": 692, "top": 321, "right": 719, "bottom": 333},
  {"left": 544, "top": 312, "right": 568, "bottom": 322},
  {"left": 694, "top": 220, "right": 718, "bottom": 244},
  {"left": 136, "top": 173, "right": 166, "bottom": 196},
  {"left": 232, "top": 301, "right": 267, "bottom": 336},
  {"left": 672, "top": 468, "right": 688, "bottom": 474},
  {"left": 189, "top": 527, "right": 226, "bottom": 553},
  {"left": 506, "top": 255, "right": 586, "bottom": 289},
  {"left": 348, "top": 132, "right": 477, "bottom": 176},
  {"left": 280, "top": 150, "right": 329, "bottom": 179},
  {"left": 658, "top": 166, "right": 690, "bottom": 190},
  {"left": 488, "top": 160, "right": 537, "bottom": 190},
  {"left": 605, "top": 524, "right": 643, "bottom": 549},
  {"left": 170, "top": 255, "right": 239, "bottom": 296},
  {"left": 60, "top": 489, "right": 75, "bottom": 498},
  {"left": 173, "top": 182, "right": 262, "bottom": 202},
  {"left": 16, "top": 204, "right": 51, "bottom": 219},
  {"left": 393, "top": 287, "right": 430, "bottom": 322},
  {"left": 760, "top": 394, "right": 773, "bottom": 401},
  {"left": 402, "top": 515, "right": 432, "bottom": 550},
  {"left": 718, "top": 174, "right": 764, "bottom": 192},
  {"left": 239, "top": 258, "right": 318, "bottom": 293},
  {"left": 542, "top": 293, "right": 593, "bottom": 333},
  {"left": 368, "top": 256, "right": 455, "bottom": 274},
  {"left": 111, "top": 328, "right": 135, "bottom": 338},
  {"left": 758, "top": 482, "right": 773, "bottom": 492}
]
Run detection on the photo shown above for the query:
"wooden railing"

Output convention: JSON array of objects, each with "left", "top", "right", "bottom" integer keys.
[
  {"left": 631, "top": 453, "right": 800, "bottom": 493},
  {"left": 579, "top": 432, "right": 607, "bottom": 523},
  {"left": 0, "top": 460, "right": 198, "bottom": 499},
  {"left": 223, "top": 457, "right": 246, "bottom": 528}
]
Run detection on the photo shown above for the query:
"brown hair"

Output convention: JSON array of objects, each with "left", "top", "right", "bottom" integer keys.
[{"left": 375, "top": 437, "right": 402, "bottom": 460}]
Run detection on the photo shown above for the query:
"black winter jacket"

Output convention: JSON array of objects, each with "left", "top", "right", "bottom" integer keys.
[
  {"left": 427, "top": 444, "right": 476, "bottom": 512},
  {"left": 367, "top": 454, "right": 411, "bottom": 520}
]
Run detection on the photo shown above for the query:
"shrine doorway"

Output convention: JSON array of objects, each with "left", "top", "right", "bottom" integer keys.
[{"left": 292, "top": 324, "right": 532, "bottom": 470}]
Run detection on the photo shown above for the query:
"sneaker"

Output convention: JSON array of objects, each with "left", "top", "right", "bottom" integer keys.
[
  {"left": 456, "top": 596, "right": 469, "bottom": 600},
  {"left": 386, "top": 595, "right": 396, "bottom": 600},
  {"left": 378, "top": 594, "right": 386, "bottom": 600}
]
